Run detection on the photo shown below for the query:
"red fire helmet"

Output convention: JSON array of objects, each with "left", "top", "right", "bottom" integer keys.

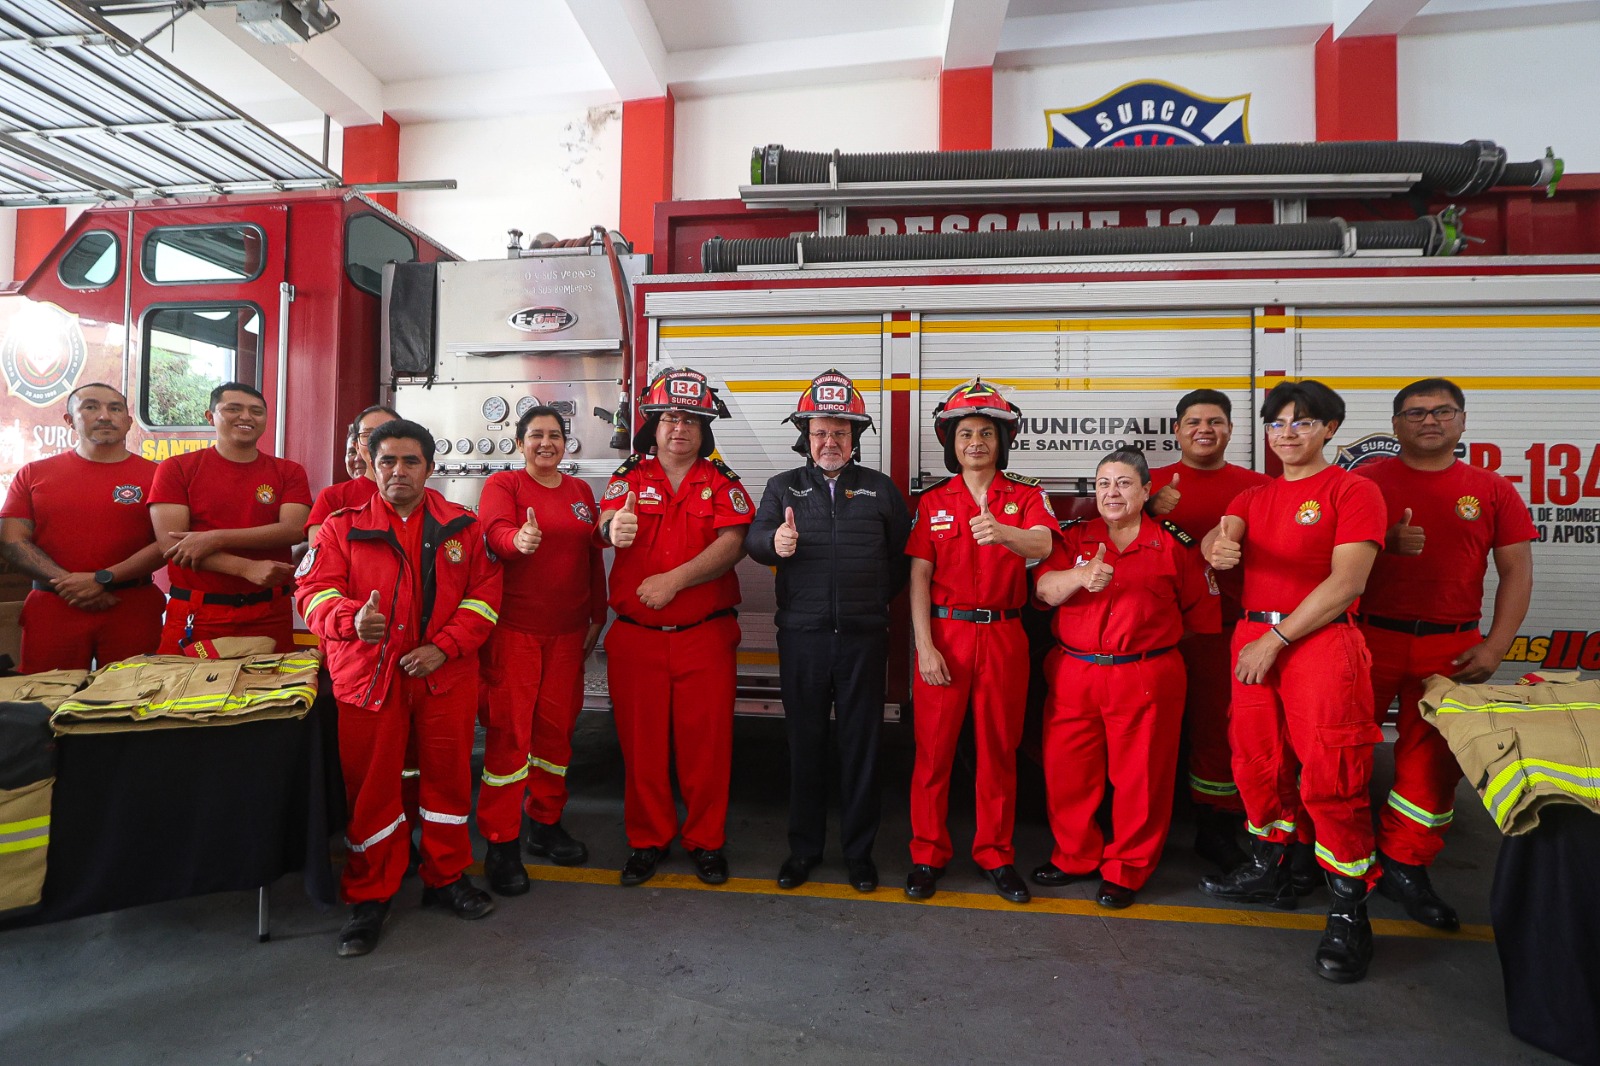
[
  {"left": 637, "top": 365, "right": 729, "bottom": 420},
  {"left": 784, "top": 369, "right": 872, "bottom": 428},
  {"left": 931, "top": 378, "right": 1021, "bottom": 446}
]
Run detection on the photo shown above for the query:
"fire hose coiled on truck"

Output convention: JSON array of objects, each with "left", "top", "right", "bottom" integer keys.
[
  {"left": 750, "top": 141, "right": 1559, "bottom": 196},
  {"left": 701, "top": 215, "right": 1461, "bottom": 272}
]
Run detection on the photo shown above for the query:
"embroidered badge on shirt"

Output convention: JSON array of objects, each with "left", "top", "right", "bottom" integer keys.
[
  {"left": 845, "top": 488, "right": 877, "bottom": 498},
  {"left": 444, "top": 539, "right": 463, "bottom": 563},
  {"left": 1456, "top": 495, "right": 1482, "bottom": 521},
  {"left": 604, "top": 480, "right": 629, "bottom": 501},
  {"left": 294, "top": 546, "right": 316, "bottom": 578},
  {"left": 788, "top": 486, "right": 813, "bottom": 497},
  {"left": 1295, "top": 500, "right": 1322, "bottom": 526},
  {"left": 256, "top": 484, "right": 276, "bottom": 505},
  {"left": 730, "top": 487, "right": 751, "bottom": 514},
  {"left": 1004, "top": 501, "right": 1020, "bottom": 515},
  {"left": 701, "top": 487, "right": 713, "bottom": 500},
  {"left": 1205, "top": 568, "right": 1220, "bottom": 595},
  {"left": 571, "top": 501, "right": 593, "bottom": 523},
  {"left": 112, "top": 484, "right": 143, "bottom": 505}
]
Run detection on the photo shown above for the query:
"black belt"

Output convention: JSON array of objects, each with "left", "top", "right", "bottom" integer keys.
[
  {"left": 169, "top": 584, "right": 292, "bottom": 608},
  {"left": 1057, "top": 643, "right": 1176, "bottom": 666},
  {"left": 1245, "top": 610, "right": 1354, "bottom": 627},
  {"left": 33, "top": 578, "right": 152, "bottom": 594},
  {"left": 616, "top": 607, "right": 736, "bottom": 633},
  {"left": 1361, "top": 614, "right": 1480, "bottom": 637},
  {"left": 932, "top": 606, "right": 1022, "bottom": 624}
]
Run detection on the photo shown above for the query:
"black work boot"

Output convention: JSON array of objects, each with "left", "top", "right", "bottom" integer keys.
[
  {"left": 336, "top": 899, "right": 389, "bottom": 958},
  {"left": 1315, "top": 875, "right": 1374, "bottom": 983},
  {"left": 1198, "top": 838, "right": 1296, "bottom": 909},
  {"left": 1377, "top": 851, "right": 1460, "bottom": 931},
  {"left": 1193, "top": 807, "right": 1248, "bottom": 871},
  {"left": 1288, "top": 842, "right": 1321, "bottom": 897},
  {"left": 483, "top": 840, "right": 530, "bottom": 897},
  {"left": 523, "top": 818, "right": 589, "bottom": 866}
]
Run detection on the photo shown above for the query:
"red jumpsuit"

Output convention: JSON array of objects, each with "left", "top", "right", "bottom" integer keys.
[
  {"left": 1227, "top": 465, "right": 1387, "bottom": 885},
  {"left": 907, "top": 471, "right": 1059, "bottom": 869},
  {"left": 602, "top": 456, "right": 751, "bottom": 852},
  {"left": 1357, "top": 457, "right": 1536, "bottom": 866},
  {"left": 0, "top": 451, "right": 163, "bottom": 672},
  {"left": 150, "top": 447, "right": 311, "bottom": 653},
  {"left": 475, "top": 469, "right": 607, "bottom": 842},
  {"left": 297, "top": 489, "right": 501, "bottom": 903},
  {"left": 1036, "top": 516, "right": 1219, "bottom": 889},
  {"left": 1150, "top": 461, "right": 1270, "bottom": 812},
  {"left": 308, "top": 475, "right": 377, "bottom": 529}
]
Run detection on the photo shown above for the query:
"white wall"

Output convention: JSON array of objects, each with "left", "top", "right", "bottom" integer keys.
[
  {"left": 1400, "top": 21, "right": 1600, "bottom": 173},
  {"left": 396, "top": 106, "right": 622, "bottom": 261},
  {"left": 674, "top": 77, "right": 939, "bottom": 202},
  {"left": 994, "top": 43, "right": 1317, "bottom": 149}
]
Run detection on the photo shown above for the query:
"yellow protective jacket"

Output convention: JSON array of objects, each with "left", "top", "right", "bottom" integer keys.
[{"left": 1419, "top": 671, "right": 1600, "bottom": 835}]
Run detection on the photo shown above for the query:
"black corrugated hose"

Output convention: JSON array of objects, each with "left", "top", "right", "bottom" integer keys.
[
  {"left": 751, "top": 141, "right": 1557, "bottom": 196},
  {"left": 700, "top": 215, "right": 1457, "bottom": 272}
]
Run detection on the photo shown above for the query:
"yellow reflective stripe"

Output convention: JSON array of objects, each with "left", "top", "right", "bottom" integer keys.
[
  {"left": 1315, "top": 844, "right": 1376, "bottom": 877},
  {"left": 1387, "top": 790, "right": 1454, "bottom": 829},
  {"left": 346, "top": 813, "right": 405, "bottom": 853},
  {"left": 1484, "top": 758, "right": 1600, "bottom": 828},
  {"left": 305, "top": 588, "right": 342, "bottom": 617},
  {"left": 529, "top": 757, "right": 568, "bottom": 778},
  {"left": 1435, "top": 698, "right": 1600, "bottom": 715},
  {"left": 0, "top": 814, "right": 49, "bottom": 854},
  {"left": 1295, "top": 313, "right": 1600, "bottom": 330},
  {"left": 419, "top": 808, "right": 469, "bottom": 825},
  {"left": 460, "top": 599, "right": 498, "bottom": 624},
  {"left": 1247, "top": 818, "right": 1295, "bottom": 838},
  {"left": 57, "top": 683, "right": 319, "bottom": 719},
  {"left": 0, "top": 835, "right": 48, "bottom": 854},
  {"left": 0, "top": 815, "right": 50, "bottom": 833},
  {"left": 1255, "top": 376, "right": 1600, "bottom": 393},
  {"left": 481, "top": 764, "right": 529, "bottom": 787},
  {"left": 1188, "top": 774, "right": 1237, "bottom": 797}
]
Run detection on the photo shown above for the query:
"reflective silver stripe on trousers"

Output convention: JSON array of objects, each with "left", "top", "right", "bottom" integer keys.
[
  {"left": 345, "top": 813, "right": 406, "bottom": 853},
  {"left": 418, "top": 807, "right": 469, "bottom": 825}
]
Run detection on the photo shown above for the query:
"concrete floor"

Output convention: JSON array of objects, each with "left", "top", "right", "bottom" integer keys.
[{"left": 0, "top": 711, "right": 1565, "bottom": 1066}]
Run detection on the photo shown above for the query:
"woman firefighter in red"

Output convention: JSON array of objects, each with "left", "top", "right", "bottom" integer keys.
[
  {"left": 906, "top": 379, "right": 1059, "bottom": 905},
  {"left": 1033, "top": 448, "right": 1219, "bottom": 908},
  {"left": 474, "top": 405, "right": 607, "bottom": 895},
  {"left": 1199, "top": 379, "right": 1386, "bottom": 984}
]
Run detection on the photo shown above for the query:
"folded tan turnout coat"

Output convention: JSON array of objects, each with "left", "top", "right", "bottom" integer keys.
[{"left": 49, "top": 649, "right": 322, "bottom": 735}]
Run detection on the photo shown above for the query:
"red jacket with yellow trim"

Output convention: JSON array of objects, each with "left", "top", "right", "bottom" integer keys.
[{"left": 296, "top": 488, "right": 501, "bottom": 710}]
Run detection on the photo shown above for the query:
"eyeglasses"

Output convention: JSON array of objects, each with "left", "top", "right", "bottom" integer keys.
[
  {"left": 808, "top": 429, "right": 851, "bottom": 442},
  {"left": 1397, "top": 405, "right": 1462, "bottom": 423},
  {"left": 659, "top": 414, "right": 700, "bottom": 427},
  {"left": 356, "top": 431, "right": 374, "bottom": 442},
  {"left": 1265, "top": 418, "right": 1324, "bottom": 436}
]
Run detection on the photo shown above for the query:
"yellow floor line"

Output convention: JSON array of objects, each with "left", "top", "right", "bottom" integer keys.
[{"left": 467, "top": 862, "right": 1494, "bottom": 943}]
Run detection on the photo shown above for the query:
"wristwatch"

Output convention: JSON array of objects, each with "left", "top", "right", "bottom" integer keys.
[
  {"left": 599, "top": 518, "right": 613, "bottom": 545},
  {"left": 93, "top": 570, "right": 115, "bottom": 587}
]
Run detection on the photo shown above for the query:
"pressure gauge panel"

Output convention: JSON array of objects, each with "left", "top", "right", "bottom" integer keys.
[
  {"left": 477, "top": 438, "right": 494, "bottom": 455},
  {"left": 455, "top": 438, "right": 472, "bottom": 456},
  {"left": 436, "top": 438, "right": 453, "bottom": 455},
  {"left": 498, "top": 437, "right": 516, "bottom": 455},
  {"left": 515, "top": 396, "right": 539, "bottom": 419}
]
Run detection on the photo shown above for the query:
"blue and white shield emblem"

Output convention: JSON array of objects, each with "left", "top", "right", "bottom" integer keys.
[{"left": 1046, "top": 80, "right": 1250, "bottom": 148}]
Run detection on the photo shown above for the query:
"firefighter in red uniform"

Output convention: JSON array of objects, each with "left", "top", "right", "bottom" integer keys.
[
  {"left": 1148, "top": 389, "right": 1270, "bottom": 870},
  {"left": 1357, "top": 377, "right": 1535, "bottom": 931},
  {"left": 150, "top": 383, "right": 311, "bottom": 653},
  {"left": 475, "top": 405, "right": 607, "bottom": 894},
  {"left": 0, "top": 383, "right": 165, "bottom": 671},
  {"left": 1034, "top": 448, "right": 1220, "bottom": 908},
  {"left": 297, "top": 419, "right": 502, "bottom": 957},
  {"left": 597, "top": 367, "right": 750, "bottom": 887},
  {"left": 1200, "top": 379, "right": 1387, "bottom": 983},
  {"left": 307, "top": 405, "right": 400, "bottom": 544},
  {"left": 906, "top": 379, "right": 1059, "bottom": 904}
]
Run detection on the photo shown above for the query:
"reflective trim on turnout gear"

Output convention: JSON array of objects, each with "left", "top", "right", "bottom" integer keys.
[
  {"left": 1315, "top": 842, "right": 1377, "bottom": 877},
  {"left": 1485, "top": 759, "right": 1600, "bottom": 830},
  {"left": 481, "top": 763, "right": 530, "bottom": 787},
  {"left": 530, "top": 757, "right": 567, "bottom": 777},
  {"left": 1387, "top": 789, "right": 1455, "bottom": 828},
  {"left": 419, "top": 807, "right": 469, "bottom": 825},
  {"left": 460, "top": 598, "right": 499, "bottom": 624},
  {"left": 305, "top": 587, "right": 342, "bottom": 617},
  {"left": 1189, "top": 773, "right": 1239, "bottom": 798},
  {"left": 1248, "top": 817, "right": 1296, "bottom": 837},
  {"left": 346, "top": 813, "right": 406, "bottom": 854},
  {"left": 0, "top": 814, "right": 49, "bottom": 854}
]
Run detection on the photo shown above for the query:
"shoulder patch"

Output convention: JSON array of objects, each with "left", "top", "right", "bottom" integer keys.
[
  {"left": 1003, "top": 471, "right": 1042, "bottom": 487},
  {"left": 710, "top": 457, "right": 741, "bottom": 482},
  {"left": 612, "top": 453, "right": 643, "bottom": 478},
  {"left": 1160, "top": 518, "right": 1197, "bottom": 547},
  {"left": 1058, "top": 517, "right": 1085, "bottom": 532}
]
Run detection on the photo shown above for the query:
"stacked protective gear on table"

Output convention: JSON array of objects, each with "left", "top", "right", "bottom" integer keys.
[
  {"left": 0, "top": 691, "right": 63, "bottom": 915},
  {"left": 1418, "top": 670, "right": 1600, "bottom": 834},
  {"left": 46, "top": 644, "right": 321, "bottom": 735}
]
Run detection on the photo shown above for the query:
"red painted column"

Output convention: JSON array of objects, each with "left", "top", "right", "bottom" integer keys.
[
  {"left": 1314, "top": 28, "right": 1397, "bottom": 141},
  {"left": 342, "top": 113, "right": 401, "bottom": 211},
  {"left": 621, "top": 93, "right": 675, "bottom": 255},
  {"left": 939, "top": 66, "right": 993, "bottom": 150},
  {"left": 13, "top": 207, "right": 66, "bottom": 280}
]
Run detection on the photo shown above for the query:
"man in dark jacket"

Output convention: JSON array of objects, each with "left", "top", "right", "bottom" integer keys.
[{"left": 746, "top": 371, "right": 912, "bottom": 893}]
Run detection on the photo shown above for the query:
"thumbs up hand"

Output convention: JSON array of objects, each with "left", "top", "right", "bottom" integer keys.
[
  {"left": 1388, "top": 507, "right": 1425, "bottom": 556},
  {"left": 774, "top": 506, "right": 800, "bottom": 558},
  {"left": 609, "top": 491, "right": 639, "bottom": 548},
  {"left": 355, "top": 590, "right": 387, "bottom": 644},
  {"left": 1077, "top": 542, "right": 1115, "bottom": 592},
  {"left": 1150, "top": 470, "right": 1181, "bottom": 516},
  {"left": 1206, "top": 516, "right": 1244, "bottom": 571},
  {"left": 514, "top": 505, "right": 543, "bottom": 555},
  {"left": 970, "top": 494, "right": 1003, "bottom": 546}
]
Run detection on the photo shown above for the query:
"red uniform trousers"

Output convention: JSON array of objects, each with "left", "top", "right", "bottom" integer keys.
[
  {"left": 910, "top": 616, "right": 1027, "bottom": 869},
  {"left": 1363, "top": 624, "right": 1480, "bottom": 866},
  {"left": 604, "top": 613, "right": 738, "bottom": 851},
  {"left": 476, "top": 626, "right": 588, "bottom": 842},
  {"left": 19, "top": 585, "right": 164, "bottom": 672},
  {"left": 157, "top": 595, "right": 295, "bottom": 654},
  {"left": 1043, "top": 648, "right": 1186, "bottom": 889},
  {"left": 1230, "top": 620, "right": 1383, "bottom": 886},
  {"left": 337, "top": 671, "right": 477, "bottom": 902},
  {"left": 1180, "top": 627, "right": 1244, "bottom": 813}
]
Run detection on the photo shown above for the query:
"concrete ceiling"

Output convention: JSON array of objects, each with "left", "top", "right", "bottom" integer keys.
[{"left": 86, "top": 0, "right": 1600, "bottom": 130}]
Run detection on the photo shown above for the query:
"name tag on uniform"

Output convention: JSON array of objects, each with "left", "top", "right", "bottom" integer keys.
[
  {"left": 639, "top": 486, "right": 664, "bottom": 506},
  {"left": 931, "top": 508, "right": 954, "bottom": 531}
]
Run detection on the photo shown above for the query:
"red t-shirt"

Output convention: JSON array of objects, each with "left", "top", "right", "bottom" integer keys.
[
  {"left": 308, "top": 476, "right": 377, "bottom": 530},
  {"left": 479, "top": 468, "right": 606, "bottom": 635},
  {"left": 1357, "top": 458, "right": 1537, "bottom": 623},
  {"left": 1150, "top": 461, "right": 1271, "bottom": 622},
  {"left": 149, "top": 447, "right": 312, "bottom": 595},
  {"left": 1037, "top": 515, "right": 1220, "bottom": 654},
  {"left": 1226, "top": 464, "right": 1386, "bottom": 615},
  {"left": 906, "top": 472, "right": 1060, "bottom": 611},
  {"left": 0, "top": 451, "right": 158, "bottom": 573},
  {"left": 602, "top": 456, "right": 751, "bottom": 627}
]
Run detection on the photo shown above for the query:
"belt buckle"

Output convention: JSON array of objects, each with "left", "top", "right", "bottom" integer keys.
[
  {"left": 1092, "top": 653, "right": 1115, "bottom": 666},
  {"left": 972, "top": 608, "right": 993, "bottom": 623},
  {"left": 660, "top": 624, "right": 679, "bottom": 632}
]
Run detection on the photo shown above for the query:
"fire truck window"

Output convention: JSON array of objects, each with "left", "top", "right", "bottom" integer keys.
[
  {"left": 141, "top": 305, "right": 262, "bottom": 427},
  {"left": 141, "top": 224, "right": 266, "bottom": 284},
  {"left": 345, "top": 214, "right": 417, "bottom": 296},
  {"left": 57, "top": 231, "right": 119, "bottom": 288}
]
